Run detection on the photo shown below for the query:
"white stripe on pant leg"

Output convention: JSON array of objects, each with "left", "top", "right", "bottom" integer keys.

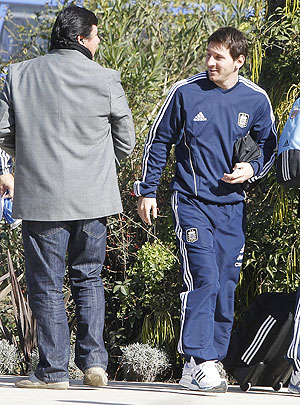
[
  {"left": 241, "top": 315, "right": 276, "bottom": 365},
  {"left": 171, "top": 191, "right": 194, "bottom": 354},
  {"left": 177, "top": 292, "right": 188, "bottom": 354},
  {"left": 287, "top": 297, "right": 300, "bottom": 371},
  {"left": 171, "top": 192, "right": 193, "bottom": 291},
  {"left": 287, "top": 297, "right": 300, "bottom": 361}
]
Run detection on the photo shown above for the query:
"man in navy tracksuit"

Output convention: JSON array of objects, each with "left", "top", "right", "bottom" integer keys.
[{"left": 134, "top": 27, "right": 277, "bottom": 392}]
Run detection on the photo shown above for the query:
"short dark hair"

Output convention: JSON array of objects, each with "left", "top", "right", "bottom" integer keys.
[
  {"left": 50, "top": 5, "right": 98, "bottom": 48},
  {"left": 208, "top": 27, "right": 248, "bottom": 60}
]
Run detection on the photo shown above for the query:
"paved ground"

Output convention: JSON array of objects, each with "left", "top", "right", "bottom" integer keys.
[{"left": 1, "top": 375, "right": 300, "bottom": 405}]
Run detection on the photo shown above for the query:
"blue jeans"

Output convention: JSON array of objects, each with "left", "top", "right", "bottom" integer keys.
[{"left": 22, "top": 218, "right": 108, "bottom": 383}]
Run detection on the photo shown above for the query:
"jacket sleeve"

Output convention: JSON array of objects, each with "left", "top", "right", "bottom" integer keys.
[
  {"left": 248, "top": 95, "right": 277, "bottom": 183},
  {"left": 134, "top": 85, "right": 183, "bottom": 197},
  {"left": 0, "top": 149, "right": 13, "bottom": 175},
  {"left": 0, "top": 67, "right": 16, "bottom": 158},
  {"left": 110, "top": 71, "right": 135, "bottom": 162}
]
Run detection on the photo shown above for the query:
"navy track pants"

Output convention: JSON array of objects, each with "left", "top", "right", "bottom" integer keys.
[{"left": 171, "top": 191, "right": 246, "bottom": 362}]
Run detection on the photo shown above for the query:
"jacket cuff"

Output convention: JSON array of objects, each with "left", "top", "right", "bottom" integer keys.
[
  {"left": 0, "top": 155, "right": 13, "bottom": 175},
  {"left": 133, "top": 180, "right": 157, "bottom": 198},
  {"left": 249, "top": 161, "right": 260, "bottom": 177}
]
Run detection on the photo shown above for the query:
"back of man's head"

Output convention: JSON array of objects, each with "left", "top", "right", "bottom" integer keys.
[
  {"left": 50, "top": 5, "right": 98, "bottom": 49},
  {"left": 208, "top": 27, "right": 248, "bottom": 60}
]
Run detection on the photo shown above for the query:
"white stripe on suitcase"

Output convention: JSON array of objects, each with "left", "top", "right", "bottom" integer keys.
[
  {"left": 241, "top": 315, "right": 277, "bottom": 365},
  {"left": 287, "top": 297, "right": 300, "bottom": 371}
]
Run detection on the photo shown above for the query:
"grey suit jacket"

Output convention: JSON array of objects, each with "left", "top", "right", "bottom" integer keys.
[{"left": 0, "top": 49, "right": 135, "bottom": 220}]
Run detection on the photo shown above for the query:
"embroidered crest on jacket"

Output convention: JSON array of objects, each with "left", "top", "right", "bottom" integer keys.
[
  {"left": 186, "top": 228, "right": 198, "bottom": 243},
  {"left": 238, "top": 113, "right": 249, "bottom": 128}
]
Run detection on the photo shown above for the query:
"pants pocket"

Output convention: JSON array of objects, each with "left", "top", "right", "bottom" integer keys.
[
  {"left": 83, "top": 218, "right": 107, "bottom": 240},
  {"left": 25, "top": 220, "right": 64, "bottom": 237}
]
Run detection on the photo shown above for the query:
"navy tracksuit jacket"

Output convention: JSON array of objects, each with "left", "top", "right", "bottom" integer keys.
[{"left": 135, "top": 72, "right": 277, "bottom": 362}]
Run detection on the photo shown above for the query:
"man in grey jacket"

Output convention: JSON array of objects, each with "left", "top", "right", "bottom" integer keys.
[{"left": 0, "top": 5, "right": 135, "bottom": 389}]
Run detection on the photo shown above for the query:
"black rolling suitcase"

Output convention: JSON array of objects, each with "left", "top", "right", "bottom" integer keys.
[{"left": 223, "top": 292, "right": 297, "bottom": 392}]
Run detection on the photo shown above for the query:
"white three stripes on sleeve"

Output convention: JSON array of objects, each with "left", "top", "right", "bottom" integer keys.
[
  {"left": 141, "top": 73, "right": 207, "bottom": 183},
  {"left": 0, "top": 149, "right": 11, "bottom": 174}
]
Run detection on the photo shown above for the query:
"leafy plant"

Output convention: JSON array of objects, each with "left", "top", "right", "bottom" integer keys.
[
  {"left": 112, "top": 240, "right": 180, "bottom": 346},
  {"left": 0, "top": 250, "right": 37, "bottom": 370},
  {"left": 0, "top": 339, "right": 22, "bottom": 374},
  {"left": 120, "top": 342, "right": 169, "bottom": 381}
]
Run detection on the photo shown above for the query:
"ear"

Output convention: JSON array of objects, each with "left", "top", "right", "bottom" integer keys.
[
  {"left": 235, "top": 54, "right": 245, "bottom": 70},
  {"left": 76, "top": 35, "right": 85, "bottom": 45}
]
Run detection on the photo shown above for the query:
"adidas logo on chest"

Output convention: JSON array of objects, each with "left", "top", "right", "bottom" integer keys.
[{"left": 193, "top": 111, "right": 207, "bottom": 122}]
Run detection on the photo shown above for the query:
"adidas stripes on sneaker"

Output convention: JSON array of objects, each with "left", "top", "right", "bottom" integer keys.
[{"left": 179, "top": 359, "right": 227, "bottom": 393}]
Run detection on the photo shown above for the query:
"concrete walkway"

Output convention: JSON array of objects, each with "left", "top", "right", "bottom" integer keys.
[{"left": 1, "top": 375, "right": 300, "bottom": 405}]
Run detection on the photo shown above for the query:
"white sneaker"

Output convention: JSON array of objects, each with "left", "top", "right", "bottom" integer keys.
[
  {"left": 190, "top": 361, "right": 228, "bottom": 393},
  {"left": 288, "top": 370, "right": 300, "bottom": 394},
  {"left": 179, "top": 357, "right": 196, "bottom": 388}
]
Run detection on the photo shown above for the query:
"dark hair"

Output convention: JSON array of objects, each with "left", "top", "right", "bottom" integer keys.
[
  {"left": 50, "top": 5, "right": 98, "bottom": 48},
  {"left": 207, "top": 27, "right": 248, "bottom": 60}
]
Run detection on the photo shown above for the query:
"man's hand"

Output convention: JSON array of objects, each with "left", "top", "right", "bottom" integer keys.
[
  {"left": 221, "top": 162, "right": 254, "bottom": 185},
  {"left": 137, "top": 196, "right": 157, "bottom": 225},
  {"left": 0, "top": 173, "right": 14, "bottom": 199}
]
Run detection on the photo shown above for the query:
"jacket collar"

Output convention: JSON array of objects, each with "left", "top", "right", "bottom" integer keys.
[{"left": 49, "top": 45, "right": 92, "bottom": 60}]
